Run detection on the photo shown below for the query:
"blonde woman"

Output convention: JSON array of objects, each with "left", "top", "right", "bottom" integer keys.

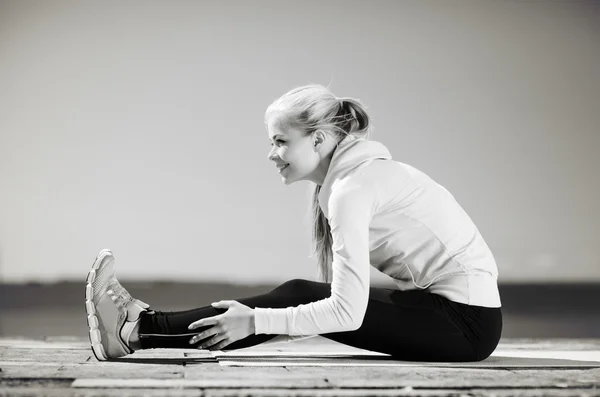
[{"left": 85, "top": 84, "right": 502, "bottom": 362}]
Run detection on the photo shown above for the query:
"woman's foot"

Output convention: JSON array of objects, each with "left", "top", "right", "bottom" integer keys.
[{"left": 85, "top": 249, "right": 150, "bottom": 361}]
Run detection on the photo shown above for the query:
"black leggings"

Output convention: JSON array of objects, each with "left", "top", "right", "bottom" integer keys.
[{"left": 138, "top": 279, "right": 502, "bottom": 362}]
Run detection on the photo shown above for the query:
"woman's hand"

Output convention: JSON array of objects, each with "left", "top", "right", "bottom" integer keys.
[{"left": 188, "top": 300, "right": 255, "bottom": 350}]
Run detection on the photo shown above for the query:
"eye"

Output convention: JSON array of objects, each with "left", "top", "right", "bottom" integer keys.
[{"left": 270, "top": 139, "right": 285, "bottom": 146}]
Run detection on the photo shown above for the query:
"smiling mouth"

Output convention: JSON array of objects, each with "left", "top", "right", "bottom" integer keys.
[{"left": 278, "top": 164, "right": 290, "bottom": 173}]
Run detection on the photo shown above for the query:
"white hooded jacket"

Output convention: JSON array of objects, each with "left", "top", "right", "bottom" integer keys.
[{"left": 254, "top": 134, "right": 501, "bottom": 336}]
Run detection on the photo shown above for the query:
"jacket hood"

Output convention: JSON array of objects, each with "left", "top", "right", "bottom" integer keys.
[{"left": 318, "top": 134, "right": 392, "bottom": 216}]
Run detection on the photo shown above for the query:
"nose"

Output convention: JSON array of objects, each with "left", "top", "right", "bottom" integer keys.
[{"left": 267, "top": 146, "right": 278, "bottom": 162}]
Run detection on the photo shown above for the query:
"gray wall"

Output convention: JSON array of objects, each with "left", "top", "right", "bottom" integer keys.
[{"left": 0, "top": 0, "right": 598, "bottom": 284}]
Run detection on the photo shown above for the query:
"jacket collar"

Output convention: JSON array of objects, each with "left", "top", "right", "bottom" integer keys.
[{"left": 317, "top": 134, "right": 392, "bottom": 216}]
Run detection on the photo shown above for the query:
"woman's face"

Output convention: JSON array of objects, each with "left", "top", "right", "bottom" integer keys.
[{"left": 266, "top": 118, "right": 321, "bottom": 185}]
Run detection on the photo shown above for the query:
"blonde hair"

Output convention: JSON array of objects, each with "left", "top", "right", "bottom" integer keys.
[{"left": 264, "top": 84, "right": 372, "bottom": 282}]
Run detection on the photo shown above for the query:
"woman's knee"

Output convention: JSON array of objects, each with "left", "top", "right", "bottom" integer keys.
[
  {"left": 273, "top": 278, "right": 328, "bottom": 298},
  {"left": 274, "top": 278, "right": 311, "bottom": 294}
]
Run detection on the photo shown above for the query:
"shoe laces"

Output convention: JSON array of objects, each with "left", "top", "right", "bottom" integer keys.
[{"left": 106, "top": 280, "right": 133, "bottom": 311}]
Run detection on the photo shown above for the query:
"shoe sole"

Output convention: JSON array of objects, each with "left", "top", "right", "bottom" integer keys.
[{"left": 85, "top": 248, "right": 113, "bottom": 361}]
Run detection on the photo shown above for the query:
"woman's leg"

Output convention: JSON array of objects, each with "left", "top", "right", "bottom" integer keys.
[
  {"left": 138, "top": 278, "right": 330, "bottom": 350},
  {"left": 320, "top": 283, "right": 502, "bottom": 362},
  {"left": 138, "top": 278, "right": 502, "bottom": 362}
]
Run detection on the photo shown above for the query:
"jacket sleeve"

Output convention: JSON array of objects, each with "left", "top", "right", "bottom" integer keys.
[{"left": 254, "top": 184, "right": 375, "bottom": 335}]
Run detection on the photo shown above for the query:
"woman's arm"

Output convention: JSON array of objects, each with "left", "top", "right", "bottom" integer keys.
[{"left": 254, "top": 184, "right": 376, "bottom": 335}]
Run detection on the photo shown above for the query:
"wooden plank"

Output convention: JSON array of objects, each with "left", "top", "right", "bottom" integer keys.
[
  {"left": 0, "top": 364, "right": 69, "bottom": 378},
  {"left": 303, "top": 367, "right": 600, "bottom": 389},
  {"left": 184, "top": 365, "right": 330, "bottom": 388},
  {"left": 72, "top": 377, "right": 323, "bottom": 389},
  {"left": 2, "top": 386, "right": 599, "bottom": 397},
  {"left": 0, "top": 386, "right": 203, "bottom": 397},
  {"left": 0, "top": 348, "right": 91, "bottom": 364},
  {"left": 61, "top": 363, "right": 186, "bottom": 379},
  {"left": 203, "top": 389, "right": 600, "bottom": 397},
  {"left": 3, "top": 337, "right": 600, "bottom": 394}
]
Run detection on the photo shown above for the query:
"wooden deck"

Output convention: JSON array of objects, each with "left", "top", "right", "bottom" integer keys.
[
  {"left": 1, "top": 336, "right": 600, "bottom": 397},
  {"left": 2, "top": 282, "right": 599, "bottom": 395}
]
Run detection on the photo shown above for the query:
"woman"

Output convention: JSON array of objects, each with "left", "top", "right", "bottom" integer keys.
[{"left": 85, "top": 84, "right": 502, "bottom": 362}]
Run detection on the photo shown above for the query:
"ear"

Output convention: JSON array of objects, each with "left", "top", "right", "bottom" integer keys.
[{"left": 312, "top": 130, "right": 327, "bottom": 148}]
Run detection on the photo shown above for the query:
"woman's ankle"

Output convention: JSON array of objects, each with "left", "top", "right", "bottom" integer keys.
[
  {"left": 120, "top": 316, "right": 142, "bottom": 351},
  {"left": 128, "top": 320, "right": 142, "bottom": 350}
]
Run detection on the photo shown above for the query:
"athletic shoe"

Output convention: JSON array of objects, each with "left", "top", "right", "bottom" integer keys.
[{"left": 85, "top": 249, "right": 150, "bottom": 361}]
